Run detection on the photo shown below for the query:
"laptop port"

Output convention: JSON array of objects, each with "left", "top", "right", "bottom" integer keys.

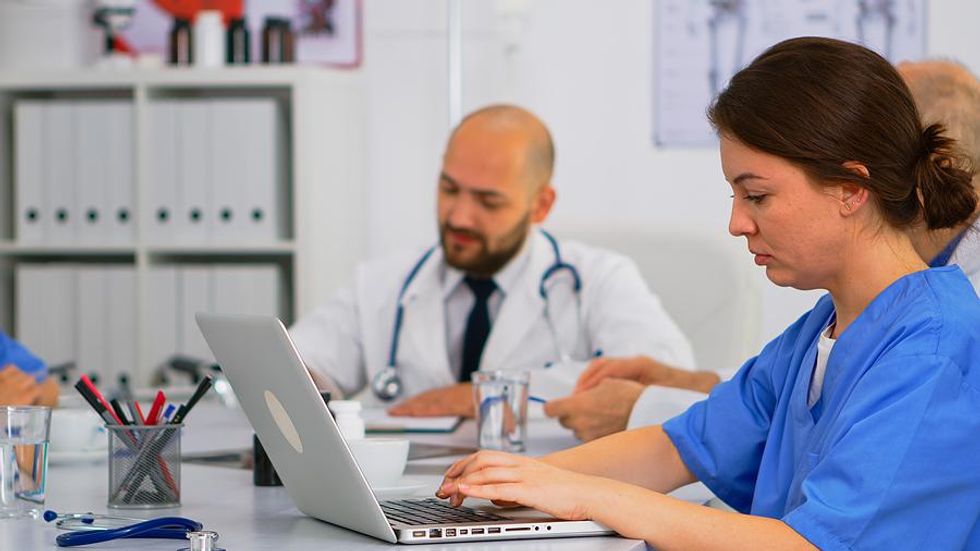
[
  {"left": 429, "top": 529, "right": 442, "bottom": 538},
  {"left": 504, "top": 527, "right": 531, "bottom": 532},
  {"left": 471, "top": 528, "right": 485, "bottom": 535},
  {"left": 459, "top": 529, "right": 468, "bottom": 535},
  {"left": 445, "top": 529, "right": 457, "bottom": 537},
  {"left": 412, "top": 531, "right": 426, "bottom": 538},
  {"left": 487, "top": 527, "right": 501, "bottom": 534}
]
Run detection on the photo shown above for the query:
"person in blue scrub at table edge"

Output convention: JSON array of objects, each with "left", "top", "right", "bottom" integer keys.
[
  {"left": 548, "top": 56, "right": 980, "bottom": 442},
  {"left": 437, "top": 37, "right": 980, "bottom": 550},
  {"left": 0, "top": 331, "right": 58, "bottom": 407}
]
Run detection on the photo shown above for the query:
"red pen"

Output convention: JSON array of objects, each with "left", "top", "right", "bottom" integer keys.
[
  {"left": 145, "top": 391, "right": 166, "bottom": 425},
  {"left": 133, "top": 401, "right": 147, "bottom": 425},
  {"left": 80, "top": 374, "right": 123, "bottom": 425}
]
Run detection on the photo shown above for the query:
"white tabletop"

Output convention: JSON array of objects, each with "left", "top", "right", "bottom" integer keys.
[{"left": 1, "top": 401, "right": 709, "bottom": 549}]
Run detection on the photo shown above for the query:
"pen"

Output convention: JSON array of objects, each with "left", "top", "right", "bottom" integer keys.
[
  {"left": 529, "top": 395, "right": 548, "bottom": 404},
  {"left": 161, "top": 404, "right": 176, "bottom": 423},
  {"left": 131, "top": 401, "right": 147, "bottom": 425},
  {"left": 171, "top": 375, "right": 213, "bottom": 424},
  {"left": 80, "top": 375, "right": 124, "bottom": 425},
  {"left": 146, "top": 391, "right": 166, "bottom": 425},
  {"left": 110, "top": 399, "right": 132, "bottom": 426},
  {"left": 74, "top": 380, "right": 119, "bottom": 427}
]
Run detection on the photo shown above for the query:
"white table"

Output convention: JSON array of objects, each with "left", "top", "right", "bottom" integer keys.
[{"left": 1, "top": 402, "right": 708, "bottom": 549}]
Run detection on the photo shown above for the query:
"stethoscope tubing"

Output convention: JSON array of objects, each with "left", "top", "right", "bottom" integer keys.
[
  {"left": 52, "top": 516, "right": 203, "bottom": 547},
  {"left": 375, "top": 229, "right": 582, "bottom": 400}
]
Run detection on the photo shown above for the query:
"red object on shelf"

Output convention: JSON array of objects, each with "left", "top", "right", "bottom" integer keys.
[{"left": 153, "top": 0, "right": 244, "bottom": 22}]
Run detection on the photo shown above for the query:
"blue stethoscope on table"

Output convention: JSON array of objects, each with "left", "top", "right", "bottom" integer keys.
[
  {"left": 371, "top": 229, "right": 583, "bottom": 401},
  {"left": 43, "top": 509, "right": 221, "bottom": 549}
]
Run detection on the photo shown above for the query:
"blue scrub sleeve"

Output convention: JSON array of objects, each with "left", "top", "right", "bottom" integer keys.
[
  {"left": 662, "top": 333, "right": 791, "bottom": 513},
  {"left": 782, "top": 354, "right": 980, "bottom": 551},
  {"left": 0, "top": 332, "right": 47, "bottom": 382}
]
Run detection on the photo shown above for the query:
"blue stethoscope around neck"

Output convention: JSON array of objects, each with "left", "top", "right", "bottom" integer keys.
[{"left": 370, "top": 229, "right": 582, "bottom": 401}]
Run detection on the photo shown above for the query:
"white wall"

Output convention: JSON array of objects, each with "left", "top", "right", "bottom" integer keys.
[{"left": 360, "top": 0, "right": 980, "bottom": 347}]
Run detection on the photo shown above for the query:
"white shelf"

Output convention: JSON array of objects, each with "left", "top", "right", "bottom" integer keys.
[
  {"left": 146, "top": 242, "right": 297, "bottom": 256},
  {"left": 0, "top": 242, "right": 136, "bottom": 256},
  {"left": 0, "top": 67, "right": 366, "bottom": 386},
  {"left": 0, "top": 66, "right": 358, "bottom": 90}
]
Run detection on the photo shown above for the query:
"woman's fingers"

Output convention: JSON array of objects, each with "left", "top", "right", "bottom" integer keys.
[
  {"left": 457, "top": 482, "right": 526, "bottom": 505},
  {"left": 438, "top": 451, "right": 526, "bottom": 498}
]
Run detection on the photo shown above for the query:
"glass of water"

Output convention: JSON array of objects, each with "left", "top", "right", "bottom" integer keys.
[
  {"left": 1, "top": 406, "right": 52, "bottom": 519},
  {"left": 471, "top": 371, "right": 530, "bottom": 453}
]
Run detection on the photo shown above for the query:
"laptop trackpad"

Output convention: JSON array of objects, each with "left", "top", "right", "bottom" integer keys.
[{"left": 467, "top": 500, "right": 561, "bottom": 522}]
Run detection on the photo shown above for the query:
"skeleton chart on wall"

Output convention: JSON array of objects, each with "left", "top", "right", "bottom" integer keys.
[{"left": 654, "top": 0, "right": 927, "bottom": 147}]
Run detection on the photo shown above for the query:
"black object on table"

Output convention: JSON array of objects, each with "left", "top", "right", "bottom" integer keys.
[{"left": 254, "top": 392, "right": 331, "bottom": 486}]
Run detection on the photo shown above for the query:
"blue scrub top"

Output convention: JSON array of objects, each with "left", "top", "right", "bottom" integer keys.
[
  {"left": 664, "top": 267, "right": 980, "bottom": 550},
  {"left": 0, "top": 331, "right": 47, "bottom": 382}
]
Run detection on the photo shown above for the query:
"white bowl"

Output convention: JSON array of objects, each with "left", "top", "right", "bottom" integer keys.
[
  {"left": 49, "top": 408, "right": 105, "bottom": 453},
  {"left": 346, "top": 438, "right": 409, "bottom": 488}
]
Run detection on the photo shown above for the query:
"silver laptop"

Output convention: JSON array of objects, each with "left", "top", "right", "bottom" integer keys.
[{"left": 196, "top": 313, "right": 613, "bottom": 544}]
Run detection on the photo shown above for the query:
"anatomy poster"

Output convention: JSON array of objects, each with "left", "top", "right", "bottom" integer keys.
[{"left": 654, "top": 0, "right": 927, "bottom": 146}]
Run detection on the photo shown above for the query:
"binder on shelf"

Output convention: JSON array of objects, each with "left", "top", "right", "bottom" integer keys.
[
  {"left": 104, "top": 102, "right": 136, "bottom": 244},
  {"left": 147, "top": 101, "right": 179, "bottom": 245},
  {"left": 74, "top": 103, "right": 109, "bottom": 244},
  {"left": 75, "top": 266, "right": 108, "bottom": 380},
  {"left": 211, "top": 99, "right": 282, "bottom": 243},
  {"left": 144, "top": 266, "right": 179, "bottom": 380},
  {"left": 15, "top": 264, "right": 76, "bottom": 368},
  {"left": 14, "top": 101, "right": 45, "bottom": 244},
  {"left": 105, "top": 266, "right": 137, "bottom": 385},
  {"left": 239, "top": 99, "right": 283, "bottom": 243},
  {"left": 176, "top": 101, "right": 211, "bottom": 243},
  {"left": 212, "top": 264, "right": 282, "bottom": 317},
  {"left": 178, "top": 266, "right": 213, "bottom": 362},
  {"left": 44, "top": 102, "right": 77, "bottom": 244}
]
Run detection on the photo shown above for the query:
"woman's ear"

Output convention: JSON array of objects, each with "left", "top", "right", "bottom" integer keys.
[{"left": 840, "top": 161, "right": 870, "bottom": 216}]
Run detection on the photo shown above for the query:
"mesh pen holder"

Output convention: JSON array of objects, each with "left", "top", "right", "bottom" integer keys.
[{"left": 106, "top": 424, "right": 182, "bottom": 509}]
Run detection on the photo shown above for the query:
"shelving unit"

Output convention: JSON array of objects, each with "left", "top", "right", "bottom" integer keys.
[{"left": 0, "top": 66, "right": 366, "bottom": 386}]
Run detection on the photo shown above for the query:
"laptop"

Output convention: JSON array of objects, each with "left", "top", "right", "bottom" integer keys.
[{"left": 196, "top": 313, "right": 614, "bottom": 544}]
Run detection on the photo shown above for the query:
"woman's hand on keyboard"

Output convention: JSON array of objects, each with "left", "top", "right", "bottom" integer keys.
[{"left": 435, "top": 450, "right": 605, "bottom": 522}]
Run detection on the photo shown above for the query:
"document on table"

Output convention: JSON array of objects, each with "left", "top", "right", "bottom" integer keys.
[{"left": 362, "top": 408, "right": 462, "bottom": 434}]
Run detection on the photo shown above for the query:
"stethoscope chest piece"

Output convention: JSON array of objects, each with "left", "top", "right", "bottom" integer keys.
[
  {"left": 180, "top": 530, "right": 224, "bottom": 551},
  {"left": 371, "top": 367, "right": 403, "bottom": 402}
]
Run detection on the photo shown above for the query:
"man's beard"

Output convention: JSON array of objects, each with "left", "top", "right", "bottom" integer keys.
[{"left": 439, "top": 214, "right": 531, "bottom": 277}]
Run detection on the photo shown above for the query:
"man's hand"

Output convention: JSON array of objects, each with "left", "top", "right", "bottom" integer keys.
[
  {"left": 0, "top": 364, "right": 41, "bottom": 406},
  {"left": 575, "top": 356, "right": 720, "bottom": 395},
  {"left": 388, "top": 383, "right": 475, "bottom": 418},
  {"left": 544, "top": 378, "right": 645, "bottom": 441}
]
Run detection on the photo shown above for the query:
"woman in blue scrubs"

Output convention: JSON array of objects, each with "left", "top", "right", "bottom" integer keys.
[
  {"left": 0, "top": 331, "right": 58, "bottom": 407},
  {"left": 437, "top": 37, "right": 980, "bottom": 550}
]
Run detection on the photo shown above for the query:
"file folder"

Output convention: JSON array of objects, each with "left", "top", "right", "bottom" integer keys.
[
  {"left": 105, "top": 102, "right": 136, "bottom": 244},
  {"left": 144, "top": 266, "right": 179, "bottom": 377},
  {"left": 212, "top": 264, "right": 282, "bottom": 317},
  {"left": 176, "top": 101, "right": 211, "bottom": 243},
  {"left": 211, "top": 99, "right": 282, "bottom": 243},
  {"left": 105, "top": 266, "right": 137, "bottom": 385},
  {"left": 76, "top": 266, "right": 108, "bottom": 379},
  {"left": 147, "top": 101, "right": 179, "bottom": 245},
  {"left": 44, "top": 102, "right": 77, "bottom": 244},
  {"left": 74, "top": 103, "right": 108, "bottom": 244},
  {"left": 178, "top": 266, "right": 213, "bottom": 361},
  {"left": 14, "top": 101, "right": 45, "bottom": 244},
  {"left": 15, "top": 264, "right": 76, "bottom": 367}
]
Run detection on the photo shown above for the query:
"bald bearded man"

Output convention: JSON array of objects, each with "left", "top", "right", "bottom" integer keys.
[{"left": 290, "top": 105, "right": 697, "bottom": 417}]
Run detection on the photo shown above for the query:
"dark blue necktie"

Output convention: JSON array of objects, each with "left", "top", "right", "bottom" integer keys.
[{"left": 460, "top": 277, "right": 497, "bottom": 383}]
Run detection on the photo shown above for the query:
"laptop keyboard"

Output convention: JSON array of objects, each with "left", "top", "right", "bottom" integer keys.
[{"left": 381, "top": 498, "right": 508, "bottom": 526}]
